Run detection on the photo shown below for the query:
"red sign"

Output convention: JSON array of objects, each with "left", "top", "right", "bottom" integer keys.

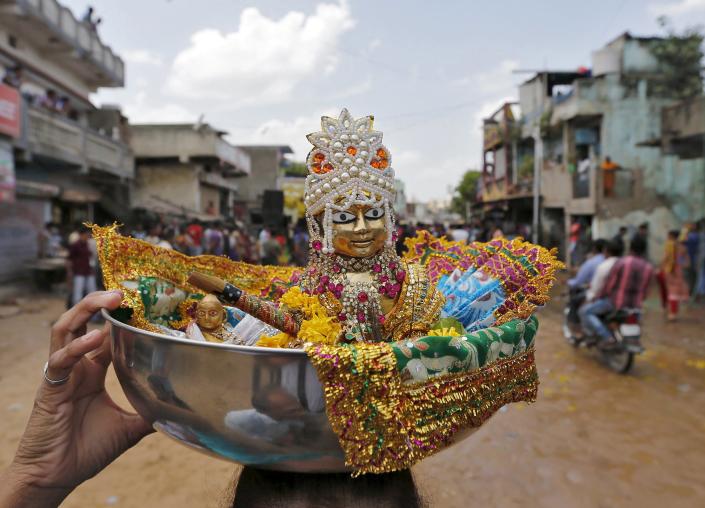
[{"left": 0, "top": 84, "right": 21, "bottom": 139}]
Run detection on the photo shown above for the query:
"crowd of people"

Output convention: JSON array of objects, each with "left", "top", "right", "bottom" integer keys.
[{"left": 567, "top": 220, "right": 705, "bottom": 344}]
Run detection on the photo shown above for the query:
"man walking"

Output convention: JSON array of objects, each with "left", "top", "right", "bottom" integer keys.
[{"left": 67, "top": 228, "right": 96, "bottom": 307}]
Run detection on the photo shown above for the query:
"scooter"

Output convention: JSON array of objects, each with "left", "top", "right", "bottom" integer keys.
[{"left": 563, "top": 288, "right": 644, "bottom": 374}]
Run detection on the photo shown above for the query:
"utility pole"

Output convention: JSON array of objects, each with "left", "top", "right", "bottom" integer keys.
[{"left": 532, "top": 126, "right": 543, "bottom": 244}]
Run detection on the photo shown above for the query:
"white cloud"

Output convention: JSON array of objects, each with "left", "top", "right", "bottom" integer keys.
[
  {"left": 122, "top": 49, "right": 164, "bottom": 66},
  {"left": 164, "top": 1, "right": 355, "bottom": 105},
  {"left": 232, "top": 110, "right": 337, "bottom": 159},
  {"left": 648, "top": 0, "right": 705, "bottom": 16},
  {"left": 93, "top": 90, "right": 195, "bottom": 123}
]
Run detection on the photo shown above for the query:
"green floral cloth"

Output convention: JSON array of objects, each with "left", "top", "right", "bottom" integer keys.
[{"left": 392, "top": 317, "right": 538, "bottom": 383}]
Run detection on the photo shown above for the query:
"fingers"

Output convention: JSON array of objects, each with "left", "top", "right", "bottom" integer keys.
[
  {"left": 45, "top": 328, "right": 106, "bottom": 384},
  {"left": 50, "top": 290, "right": 122, "bottom": 354},
  {"left": 86, "top": 322, "right": 114, "bottom": 367}
]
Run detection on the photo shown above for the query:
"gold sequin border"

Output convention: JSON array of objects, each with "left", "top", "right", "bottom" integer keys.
[
  {"left": 91, "top": 224, "right": 297, "bottom": 330},
  {"left": 306, "top": 342, "right": 538, "bottom": 475}
]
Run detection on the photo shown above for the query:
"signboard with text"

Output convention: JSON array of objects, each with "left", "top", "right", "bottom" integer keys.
[{"left": 0, "top": 84, "right": 21, "bottom": 139}]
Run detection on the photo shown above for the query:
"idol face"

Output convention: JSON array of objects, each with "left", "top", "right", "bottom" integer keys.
[
  {"left": 196, "top": 295, "right": 226, "bottom": 331},
  {"left": 331, "top": 204, "right": 387, "bottom": 258}
]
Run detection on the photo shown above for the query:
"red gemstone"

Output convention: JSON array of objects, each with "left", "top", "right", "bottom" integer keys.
[
  {"left": 357, "top": 311, "right": 366, "bottom": 322},
  {"left": 395, "top": 270, "right": 406, "bottom": 282},
  {"left": 332, "top": 264, "right": 341, "bottom": 273},
  {"left": 373, "top": 263, "right": 382, "bottom": 273},
  {"left": 316, "top": 285, "right": 325, "bottom": 294},
  {"left": 338, "top": 313, "right": 347, "bottom": 322},
  {"left": 320, "top": 275, "right": 330, "bottom": 285},
  {"left": 379, "top": 275, "right": 389, "bottom": 283},
  {"left": 378, "top": 314, "right": 386, "bottom": 324},
  {"left": 389, "top": 262, "right": 397, "bottom": 270},
  {"left": 358, "top": 291, "right": 368, "bottom": 302},
  {"left": 328, "top": 282, "right": 336, "bottom": 292},
  {"left": 312, "top": 240, "right": 322, "bottom": 251}
]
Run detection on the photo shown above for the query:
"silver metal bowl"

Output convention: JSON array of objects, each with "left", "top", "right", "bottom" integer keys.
[{"left": 103, "top": 309, "right": 348, "bottom": 473}]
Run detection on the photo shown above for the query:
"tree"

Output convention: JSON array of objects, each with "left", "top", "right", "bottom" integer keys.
[
  {"left": 649, "top": 18, "right": 704, "bottom": 100},
  {"left": 451, "top": 170, "right": 481, "bottom": 218}
]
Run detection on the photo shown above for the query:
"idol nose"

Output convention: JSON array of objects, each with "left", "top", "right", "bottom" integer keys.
[{"left": 352, "top": 209, "right": 369, "bottom": 234}]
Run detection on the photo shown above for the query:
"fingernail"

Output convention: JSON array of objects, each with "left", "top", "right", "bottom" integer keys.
[{"left": 109, "top": 290, "right": 123, "bottom": 296}]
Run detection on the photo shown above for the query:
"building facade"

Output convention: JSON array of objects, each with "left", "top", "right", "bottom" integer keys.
[
  {"left": 130, "top": 123, "right": 250, "bottom": 220},
  {"left": 479, "top": 32, "right": 705, "bottom": 265},
  {"left": 0, "top": 0, "right": 130, "bottom": 282}
]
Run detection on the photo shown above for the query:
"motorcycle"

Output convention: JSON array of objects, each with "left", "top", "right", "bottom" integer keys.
[{"left": 563, "top": 287, "right": 644, "bottom": 374}]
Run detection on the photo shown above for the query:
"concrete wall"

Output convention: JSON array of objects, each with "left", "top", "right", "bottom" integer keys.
[
  {"left": 0, "top": 198, "right": 44, "bottom": 283},
  {"left": 130, "top": 126, "right": 250, "bottom": 173},
  {"left": 199, "top": 185, "right": 220, "bottom": 215},
  {"left": 132, "top": 164, "right": 199, "bottom": 213},
  {"left": 131, "top": 127, "right": 218, "bottom": 160},
  {"left": 237, "top": 147, "right": 280, "bottom": 206}
]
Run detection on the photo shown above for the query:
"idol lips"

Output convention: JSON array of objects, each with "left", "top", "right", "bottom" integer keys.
[{"left": 351, "top": 238, "right": 374, "bottom": 247}]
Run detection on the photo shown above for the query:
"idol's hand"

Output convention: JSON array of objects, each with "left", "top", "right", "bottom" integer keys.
[{"left": 0, "top": 291, "right": 153, "bottom": 507}]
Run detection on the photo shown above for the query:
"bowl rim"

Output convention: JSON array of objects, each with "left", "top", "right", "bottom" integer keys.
[{"left": 101, "top": 308, "right": 307, "bottom": 356}]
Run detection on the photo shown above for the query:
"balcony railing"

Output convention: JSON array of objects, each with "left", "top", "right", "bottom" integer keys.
[
  {"left": 19, "top": 102, "right": 133, "bottom": 179},
  {"left": 2, "top": 0, "right": 124, "bottom": 86}
]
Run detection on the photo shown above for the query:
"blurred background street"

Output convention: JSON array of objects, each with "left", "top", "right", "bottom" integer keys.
[
  {"left": 1, "top": 0, "right": 705, "bottom": 506},
  {"left": 1, "top": 282, "right": 704, "bottom": 508}
]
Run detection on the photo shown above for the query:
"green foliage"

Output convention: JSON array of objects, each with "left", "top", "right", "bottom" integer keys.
[
  {"left": 518, "top": 154, "right": 534, "bottom": 180},
  {"left": 282, "top": 161, "right": 308, "bottom": 177},
  {"left": 649, "top": 18, "right": 704, "bottom": 100},
  {"left": 451, "top": 170, "right": 481, "bottom": 216}
]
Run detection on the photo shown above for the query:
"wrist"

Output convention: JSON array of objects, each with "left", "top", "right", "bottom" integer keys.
[{"left": 0, "top": 464, "right": 71, "bottom": 508}]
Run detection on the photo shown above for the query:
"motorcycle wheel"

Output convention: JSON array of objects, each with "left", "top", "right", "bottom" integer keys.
[{"left": 601, "top": 329, "right": 634, "bottom": 373}]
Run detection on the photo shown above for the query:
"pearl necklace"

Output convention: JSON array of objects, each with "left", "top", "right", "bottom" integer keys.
[{"left": 300, "top": 245, "right": 406, "bottom": 342}]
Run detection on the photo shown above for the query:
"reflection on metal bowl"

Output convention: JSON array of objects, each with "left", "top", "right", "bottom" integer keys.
[{"left": 103, "top": 309, "right": 348, "bottom": 473}]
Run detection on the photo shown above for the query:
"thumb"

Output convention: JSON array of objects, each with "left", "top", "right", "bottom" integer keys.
[{"left": 120, "top": 413, "right": 155, "bottom": 449}]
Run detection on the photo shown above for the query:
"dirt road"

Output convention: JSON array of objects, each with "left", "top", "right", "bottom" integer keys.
[{"left": 1, "top": 289, "right": 704, "bottom": 507}]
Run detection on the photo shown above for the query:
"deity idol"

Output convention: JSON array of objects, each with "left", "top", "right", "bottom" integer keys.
[
  {"left": 295, "top": 109, "right": 444, "bottom": 343},
  {"left": 94, "top": 108, "right": 562, "bottom": 475}
]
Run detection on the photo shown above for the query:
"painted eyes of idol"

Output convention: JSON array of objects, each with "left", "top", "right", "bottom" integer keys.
[{"left": 332, "top": 207, "right": 385, "bottom": 224}]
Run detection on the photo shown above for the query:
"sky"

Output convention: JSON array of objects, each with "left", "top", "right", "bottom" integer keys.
[{"left": 62, "top": 0, "right": 705, "bottom": 201}]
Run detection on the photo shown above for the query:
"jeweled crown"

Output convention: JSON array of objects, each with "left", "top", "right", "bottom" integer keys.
[{"left": 304, "top": 109, "right": 396, "bottom": 253}]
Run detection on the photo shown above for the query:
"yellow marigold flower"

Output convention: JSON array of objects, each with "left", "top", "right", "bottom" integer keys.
[
  {"left": 279, "top": 286, "right": 320, "bottom": 317},
  {"left": 298, "top": 315, "right": 341, "bottom": 345},
  {"left": 257, "top": 332, "right": 292, "bottom": 348}
]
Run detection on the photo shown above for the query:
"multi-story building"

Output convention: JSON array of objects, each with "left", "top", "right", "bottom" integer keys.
[
  {"left": 0, "top": 0, "right": 130, "bottom": 281},
  {"left": 236, "top": 145, "right": 293, "bottom": 225},
  {"left": 130, "top": 123, "right": 250, "bottom": 219},
  {"left": 478, "top": 32, "right": 705, "bottom": 265}
]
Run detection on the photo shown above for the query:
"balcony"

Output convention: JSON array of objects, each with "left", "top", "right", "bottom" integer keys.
[
  {"left": 131, "top": 124, "right": 251, "bottom": 175},
  {"left": 199, "top": 171, "right": 239, "bottom": 192},
  {"left": 18, "top": 102, "right": 133, "bottom": 179},
  {"left": 551, "top": 79, "right": 603, "bottom": 124},
  {"left": 0, "top": 0, "right": 124, "bottom": 87}
]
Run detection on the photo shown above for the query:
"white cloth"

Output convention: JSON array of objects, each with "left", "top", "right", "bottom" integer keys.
[{"left": 586, "top": 256, "right": 618, "bottom": 302}]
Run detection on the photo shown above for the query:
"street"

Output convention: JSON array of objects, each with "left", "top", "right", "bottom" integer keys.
[{"left": 1, "top": 284, "right": 704, "bottom": 508}]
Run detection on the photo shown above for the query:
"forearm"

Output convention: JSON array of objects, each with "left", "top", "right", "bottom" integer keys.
[{"left": 0, "top": 466, "right": 71, "bottom": 508}]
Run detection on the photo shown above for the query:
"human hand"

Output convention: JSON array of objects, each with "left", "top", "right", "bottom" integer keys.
[{"left": 0, "top": 291, "right": 153, "bottom": 507}]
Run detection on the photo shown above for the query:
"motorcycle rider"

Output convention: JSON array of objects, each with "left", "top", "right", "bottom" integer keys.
[
  {"left": 566, "top": 239, "right": 607, "bottom": 326},
  {"left": 578, "top": 236, "right": 653, "bottom": 348},
  {"left": 585, "top": 239, "right": 623, "bottom": 302}
]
